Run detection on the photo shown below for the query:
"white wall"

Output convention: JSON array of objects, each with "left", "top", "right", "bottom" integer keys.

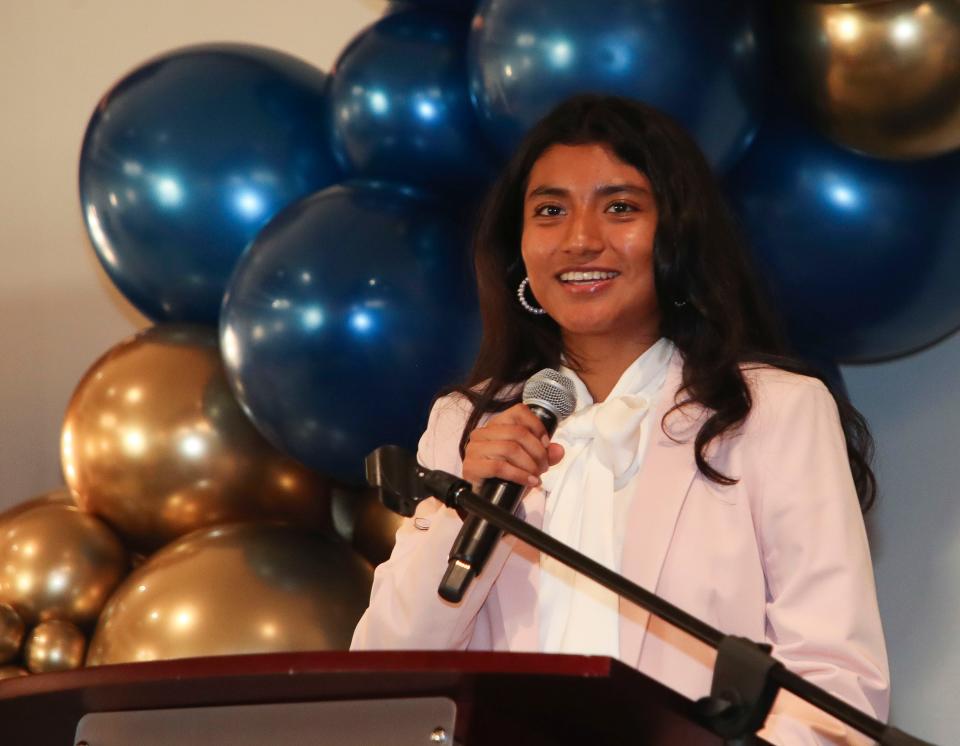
[{"left": 0, "top": 2, "right": 955, "bottom": 742}]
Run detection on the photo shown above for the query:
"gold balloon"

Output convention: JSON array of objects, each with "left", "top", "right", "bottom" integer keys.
[
  {"left": 87, "top": 522, "right": 372, "bottom": 666},
  {"left": 24, "top": 620, "right": 86, "bottom": 673},
  {"left": 780, "top": 0, "right": 960, "bottom": 159},
  {"left": 0, "top": 489, "right": 76, "bottom": 527},
  {"left": 0, "top": 603, "right": 25, "bottom": 664},
  {"left": 0, "top": 666, "right": 28, "bottom": 681},
  {"left": 331, "top": 485, "right": 403, "bottom": 566},
  {"left": 0, "top": 504, "right": 127, "bottom": 626},
  {"left": 62, "top": 325, "right": 334, "bottom": 551}
]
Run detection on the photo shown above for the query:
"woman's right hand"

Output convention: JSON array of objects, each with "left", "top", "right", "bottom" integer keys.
[{"left": 462, "top": 403, "right": 565, "bottom": 493}]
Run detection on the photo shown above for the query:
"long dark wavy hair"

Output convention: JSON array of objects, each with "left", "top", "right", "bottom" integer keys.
[{"left": 443, "top": 94, "right": 875, "bottom": 510}]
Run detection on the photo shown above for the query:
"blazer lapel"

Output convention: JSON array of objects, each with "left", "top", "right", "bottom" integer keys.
[{"left": 619, "top": 355, "right": 699, "bottom": 668}]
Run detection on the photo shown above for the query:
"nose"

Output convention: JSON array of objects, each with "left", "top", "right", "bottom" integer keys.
[{"left": 562, "top": 206, "right": 602, "bottom": 255}]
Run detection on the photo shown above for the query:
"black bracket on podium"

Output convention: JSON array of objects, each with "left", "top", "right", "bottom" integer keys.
[
  {"left": 698, "top": 636, "right": 781, "bottom": 743},
  {"left": 365, "top": 445, "right": 937, "bottom": 746}
]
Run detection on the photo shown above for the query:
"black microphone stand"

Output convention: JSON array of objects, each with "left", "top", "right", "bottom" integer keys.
[{"left": 365, "top": 445, "right": 935, "bottom": 746}]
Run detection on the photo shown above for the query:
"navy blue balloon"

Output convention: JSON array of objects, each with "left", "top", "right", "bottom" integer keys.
[
  {"left": 220, "top": 181, "right": 480, "bottom": 483},
  {"left": 329, "top": 8, "right": 497, "bottom": 191},
  {"left": 468, "top": 0, "right": 762, "bottom": 172},
  {"left": 80, "top": 44, "right": 341, "bottom": 324},
  {"left": 727, "top": 116, "right": 960, "bottom": 362},
  {"left": 386, "top": 0, "right": 479, "bottom": 13}
]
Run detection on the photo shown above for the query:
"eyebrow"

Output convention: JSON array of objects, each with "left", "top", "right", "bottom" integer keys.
[{"left": 525, "top": 183, "right": 651, "bottom": 200}]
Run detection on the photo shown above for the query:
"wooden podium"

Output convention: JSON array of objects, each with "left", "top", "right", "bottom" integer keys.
[{"left": 0, "top": 651, "right": 768, "bottom": 745}]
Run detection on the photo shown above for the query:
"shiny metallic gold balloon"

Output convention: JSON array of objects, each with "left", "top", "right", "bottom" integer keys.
[
  {"left": 0, "top": 666, "right": 28, "bottom": 681},
  {"left": 0, "top": 504, "right": 127, "bottom": 626},
  {"left": 62, "top": 325, "right": 334, "bottom": 551},
  {"left": 24, "top": 620, "right": 86, "bottom": 673},
  {"left": 0, "top": 603, "right": 25, "bottom": 664},
  {"left": 0, "top": 489, "right": 76, "bottom": 527},
  {"left": 87, "top": 522, "right": 372, "bottom": 665},
  {"left": 331, "top": 486, "right": 403, "bottom": 566},
  {"left": 780, "top": 0, "right": 960, "bottom": 159}
]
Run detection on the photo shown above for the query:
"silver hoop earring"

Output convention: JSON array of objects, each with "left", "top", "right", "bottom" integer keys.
[{"left": 517, "top": 277, "right": 546, "bottom": 315}]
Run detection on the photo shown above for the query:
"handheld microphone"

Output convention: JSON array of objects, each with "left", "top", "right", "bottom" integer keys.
[{"left": 438, "top": 368, "right": 577, "bottom": 603}]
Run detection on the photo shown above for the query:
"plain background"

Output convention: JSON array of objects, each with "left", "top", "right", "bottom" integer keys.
[{"left": 2, "top": 2, "right": 957, "bottom": 742}]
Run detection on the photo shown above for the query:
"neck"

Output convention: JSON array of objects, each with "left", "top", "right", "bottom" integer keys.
[{"left": 563, "top": 329, "right": 660, "bottom": 403}]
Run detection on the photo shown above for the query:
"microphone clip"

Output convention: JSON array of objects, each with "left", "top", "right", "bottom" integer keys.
[{"left": 364, "top": 445, "right": 473, "bottom": 517}]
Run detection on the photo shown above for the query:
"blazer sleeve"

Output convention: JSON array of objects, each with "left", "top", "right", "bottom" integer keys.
[
  {"left": 745, "top": 374, "right": 890, "bottom": 745},
  {"left": 350, "top": 394, "right": 518, "bottom": 651}
]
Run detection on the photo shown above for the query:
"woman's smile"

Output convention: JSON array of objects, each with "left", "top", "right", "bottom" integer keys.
[{"left": 556, "top": 267, "right": 620, "bottom": 294}]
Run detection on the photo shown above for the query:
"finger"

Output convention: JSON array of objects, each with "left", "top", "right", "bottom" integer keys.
[
  {"left": 468, "top": 437, "right": 543, "bottom": 477},
  {"left": 469, "top": 424, "right": 549, "bottom": 472},
  {"left": 469, "top": 456, "right": 541, "bottom": 487},
  {"left": 492, "top": 403, "right": 550, "bottom": 442},
  {"left": 517, "top": 404, "right": 551, "bottom": 442},
  {"left": 547, "top": 442, "right": 565, "bottom": 466}
]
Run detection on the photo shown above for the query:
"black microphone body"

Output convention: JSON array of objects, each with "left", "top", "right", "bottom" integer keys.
[{"left": 438, "top": 403, "right": 559, "bottom": 603}]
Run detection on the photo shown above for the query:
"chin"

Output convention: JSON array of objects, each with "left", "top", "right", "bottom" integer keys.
[
  {"left": 550, "top": 306, "right": 659, "bottom": 341},
  {"left": 553, "top": 314, "right": 618, "bottom": 337}
]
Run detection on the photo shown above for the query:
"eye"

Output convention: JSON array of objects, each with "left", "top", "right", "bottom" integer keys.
[
  {"left": 533, "top": 203, "right": 565, "bottom": 217},
  {"left": 606, "top": 200, "right": 638, "bottom": 214}
]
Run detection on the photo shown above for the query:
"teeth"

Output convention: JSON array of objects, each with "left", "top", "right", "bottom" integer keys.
[{"left": 559, "top": 270, "right": 619, "bottom": 282}]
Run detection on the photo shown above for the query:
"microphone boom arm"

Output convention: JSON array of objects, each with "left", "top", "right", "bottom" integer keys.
[{"left": 364, "top": 445, "right": 934, "bottom": 746}]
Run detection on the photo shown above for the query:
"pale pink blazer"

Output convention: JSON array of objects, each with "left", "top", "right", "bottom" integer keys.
[{"left": 351, "top": 357, "right": 890, "bottom": 745}]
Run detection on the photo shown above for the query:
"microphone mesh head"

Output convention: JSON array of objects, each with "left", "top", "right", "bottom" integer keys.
[{"left": 522, "top": 368, "right": 577, "bottom": 421}]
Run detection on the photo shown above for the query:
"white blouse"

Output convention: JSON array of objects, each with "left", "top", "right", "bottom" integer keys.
[{"left": 538, "top": 338, "right": 677, "bottom": 658}]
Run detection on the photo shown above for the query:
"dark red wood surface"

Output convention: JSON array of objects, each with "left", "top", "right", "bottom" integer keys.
[{"left": 0, "top": 651, "right": 759, "bottom": 745}]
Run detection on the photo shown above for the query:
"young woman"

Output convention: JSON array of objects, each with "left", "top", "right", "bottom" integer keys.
[{"left": 351, "top": 95, "right": 889, "bottom": 744}]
